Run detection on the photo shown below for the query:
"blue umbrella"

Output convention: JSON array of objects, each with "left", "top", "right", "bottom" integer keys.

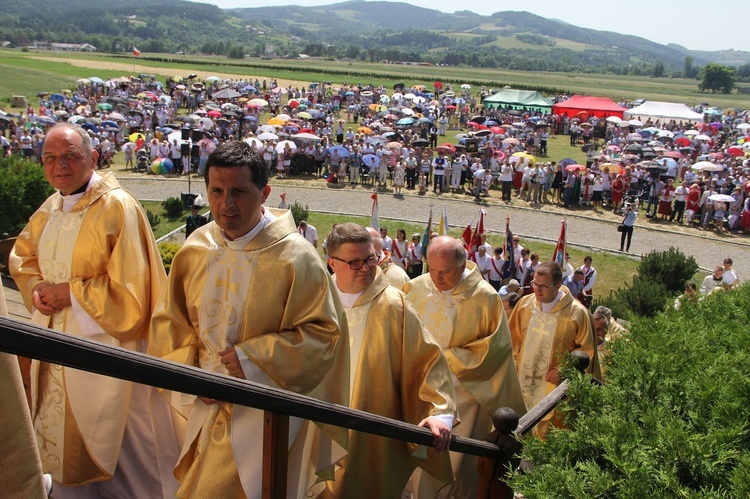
[
  {"left": 38, "top": 116, "right": 56, "bottom": 125},
  {"left": 558, "top": 158, "right": 577, "bottom": 168},
  {"left": 416, "top": 117, "right": 433, "bottom": 124},
  {"left": 49, "top": 94, "right": 65, "bottom": 103},
  {"left": 81, "top": 122, "right": 99, "bottom": 133},
  {"left": 362, "top": 154, "right": 380, "bottom": 168},
  {"left": 101, "top": 120, "right": 119, "bottom": 128},
  {"left": 309, "top": 82, "right": 318, "bottom": 88},
  {"left": 329, "top": 145, "right": 350, "bottom": 158},
  {"left": 88, "top": 77, "right": 105, "bottom": 84},
  {"left": 396, "top": 117, "right": 415, "bottom": 126},
  {"left": 243, "top": 85, "right": 257, "bottom": 93},
  {"left": 344, "top": 91, "right": 355, "bottom": 96}
]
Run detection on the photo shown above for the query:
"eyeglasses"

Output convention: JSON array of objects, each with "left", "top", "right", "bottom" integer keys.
[
  {"left": 530, "top": 280, "right": 557, "bottom": 291},
  {"left": 331, "top": 254, "right": 378, "bottom": 270}
]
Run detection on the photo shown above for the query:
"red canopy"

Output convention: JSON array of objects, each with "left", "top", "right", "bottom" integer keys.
[{"left": 553, "top": 95, "right": 627, "bottom": 119}]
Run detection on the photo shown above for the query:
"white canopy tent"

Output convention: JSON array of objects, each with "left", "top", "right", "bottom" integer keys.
[{"left": 623, "top": 101, "right": 704, "bottom": 124}]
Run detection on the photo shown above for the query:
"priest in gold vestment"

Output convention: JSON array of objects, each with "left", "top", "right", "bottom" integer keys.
[
  {"left": 319, "top": 223, "right": 455, "bottom": 499},
  {"left": 10, "top": 123, "right": 180, "bottom": 497},
  {"left": 403, "top": 236, "right": 527, "bottom": 499},
  {"left": 148, "top": 141, "right": 350, "bottom": 498},
  {"left": 366, "top": 226, "right": 410, "bottom": 289},
  {"left": 0, "top": 282, "right": 48, "bottom": 498},
  {"left": 507, "top": 262, "right": 600, "bottom": 437}
]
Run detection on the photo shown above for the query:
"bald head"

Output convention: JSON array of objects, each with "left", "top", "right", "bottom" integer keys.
[
  {"left": 427, "top": 236, "right": 466, "bottom": 266},
  {"left": 366, "top": 227, "right": 383, "bottom": 252}
]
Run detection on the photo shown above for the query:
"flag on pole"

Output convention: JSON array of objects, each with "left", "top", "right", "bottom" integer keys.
[
  {"left": 421, "top": 207, "right": 433, "bottom": 259},
  {"left": 460, "top": 224, "right": 472, "bottom": 251},
  {"left": 437, "top": 206, "right": 449, "bottom": 235},
  {"left": 501, "top": 217, "right": 516, "bottom": 280},
  {"left": 370, "top": 193, "right": 380, "bottom": 232},
  {"left": 552, "top": 220, "right": 567, "bottom": 266},
  {"left": 133, "top": 46, "right": 141, "bottom": 57},
  {"left": 468, "top": 209, "right": 486, "bottom": 261}
]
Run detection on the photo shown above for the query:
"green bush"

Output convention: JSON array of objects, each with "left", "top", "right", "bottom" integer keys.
[
  {"left": 509, "top": 284, "right": 750, "bottom": 497},
  {"left": 638, "top": 247, "right": 698, "bottom": 295},
  {"left": 614, "top": 275, "right": 669, "bottom": 319},
  {"left": 289, "top": 201, "right": 310, "bottom": 227},
  {"left": 162, "top": 197, "right": 184, "bottom": 218},
  {"left": 0, "top": 156, "right": 54, "bottom": 236},
  {"left": 158, "top": 242, "right": 181, "bottom": 274},
  {"left": 146, "top": 209, "right": 161, "bottom": 230},
  {"left": 591, "top": 290, "right": 633, "bottom": 322}
]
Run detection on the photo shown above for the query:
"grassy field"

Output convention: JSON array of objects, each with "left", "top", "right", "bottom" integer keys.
[
  {"left": 141, "top": 200, "right": 190, "bottom": 239},
  {"left": 0, "top": 49, "right": 747, "bottom": 108}
]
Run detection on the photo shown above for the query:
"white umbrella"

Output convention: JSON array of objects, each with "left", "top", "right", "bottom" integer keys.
[
  {"left": 695, "top": 134, "right": 712, "bottom": 141},
  {"left": 400, "top": 108, "right": 415, "bottom": 116},
  {"left": 256, "top": 124, "right": 276, "bottom": 133},
  {"left": 108, "top": 112, "right": 125, "bottom": 121},
  {"left": 657, "top": 130, "right": 674, "bottom": 138},
  {"left": 198, "top": 117, "right": 214, "bottom": 129},
  {"left": 460, "top": 84, "right": 471, "bottom": 89},
  {"left": 606, "top": 116, "right": 622, "bottom": 123},
  {"left": 708, "top": 193, "right": 735, "bottom": 203},
  {"left": 275, "top": 114, "right": 291, "bottom": 121},
  {"left": 392, "top": 92, "right": 403, "bottom": 100},
  {"left": 737, "top": 123, "right": 750, "bottom": 130},
  {"left": 243, "top": 137, "right": 263, "bottom": 150},
  {"left": 379, "top": 95, "right": 390, "bottom": 103},
  {"left": 403, "top": 93, "right": 416, "bottom": 100},
  {"left": 683, "top": 130, "right": 700, "bottom": 136},
  {"left": 618, "top": 121, "right": 631, "bottom": 127},
  {"left": 258, "top": 132, "right": 279, "bottom": 141},
  {"left": 292, "top": 132, "right": 321, "bottom": 141},
  {"left": 692, "top": 161, "right": 723, "bottom": 172},
  {"left": 275, "top": 140, "right": 297, "bottom": 153},
  {"left": 627, "top": 119, "right": 643, "bottom": 126},
  {"left": 412, "top": 96, "right": 426, "bottom": 104}
]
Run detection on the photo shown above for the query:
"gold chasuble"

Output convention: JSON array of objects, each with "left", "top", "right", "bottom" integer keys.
[
  {"left": 508, "top": 288, "right": 600, "bottom": 437},
  {"left": 10, "top": 173, "right": 175, "bottom": 492},
  {"left": 403, "top": 261, "right": 527, "bottom": 499},
  {"left": 148, "top": 209, "right": 350, "bottom": 499},
  {"left": 320, "top": 271, "right": 455, "bottom": 499},
  {"left": 0, "top": 285, "right": 47, "bottom": 498}
]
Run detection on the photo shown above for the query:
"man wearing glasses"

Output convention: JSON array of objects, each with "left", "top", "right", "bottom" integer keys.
[
  {"left": 322, "top": 223, "right": 456, "bottom": 498},
  {"left": 508, "top": 262, "right": 600, "bottom": 437}
]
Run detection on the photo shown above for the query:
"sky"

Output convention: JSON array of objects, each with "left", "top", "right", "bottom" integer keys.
[{"left": 199, "top": 0, "right": 747, "bottom": 53}]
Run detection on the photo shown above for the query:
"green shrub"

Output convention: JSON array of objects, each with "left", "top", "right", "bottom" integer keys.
[
  {"left": 591, "top": 290, "right": 632, "bottom": 322},
  {"left": 614, "top": 275, "right": 669, "bottom": 318},
  {"left": 289, "top": 201, "right": 310, "bottom": 226},
  {"left": 509, "top": 284, "right": 750, "bottom": 497},
  {"left": 146, "top": 209, "right": 161, "bottom": 230},
  {"left": 637, "top": 247, "right": 698, "bottom": 295},
  {"left": 0, "top": 156, "right": 54, "bottom": 236},
  {"left": 158, "top": 242, "right": 181, "bottom": 274},
  {"left": 162, "top": 196, "right": 184, "bottom": 218}
]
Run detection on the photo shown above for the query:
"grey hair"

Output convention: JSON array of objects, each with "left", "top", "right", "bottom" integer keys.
[{"left": 46, "top": 122, "right": 93, "bottom": 155}]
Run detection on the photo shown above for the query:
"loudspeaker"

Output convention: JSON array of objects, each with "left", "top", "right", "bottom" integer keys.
[
  {"left": 181, "top": 128, "right": 190, "bottom": 141},
  {"left": 192, "top": 130, "right": 203, "bottom": 142},
  {"left": 191, "top": 144, "right": 200, "bottom": 157},
  {"left": 180, "top": 143, "right": 190, "bottom": 156}
]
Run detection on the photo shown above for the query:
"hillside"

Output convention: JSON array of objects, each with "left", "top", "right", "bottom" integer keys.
[{"left": 1, "top": 0, "right": 748, "bottom": 74}]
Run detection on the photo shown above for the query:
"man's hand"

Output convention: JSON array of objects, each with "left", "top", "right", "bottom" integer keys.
[
  {"left": 218, "top": 347, "right": 246, "bottom": 379},
  {"left": 37, "top": 282, "right": 72, "bottom": 311},
  {"left": 545, "top": 368, "right": 561, "bottom": 385},
  {"left": 32, "top": 282, "right": 65, "bottom": 315},
  {"left": 418, "top": 416, "right": 451, "bottom": 454}
]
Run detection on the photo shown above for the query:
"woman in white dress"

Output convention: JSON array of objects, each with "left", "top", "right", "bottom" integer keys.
[
  {"left": 450, "top": 156, "right": 463, "bottom": 192},
  {"left": 391, "top": 228, "right": 408, "bottom": 269},
  {"left": 393, "top": 160, "right": 405, "bottom": 194}
]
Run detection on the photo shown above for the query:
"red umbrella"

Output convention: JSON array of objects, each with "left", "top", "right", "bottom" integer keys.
[
  {"left": 564, "top": 164, "right": 587, "bottom": 172},
  {"left": 436, "top": 143, "right": 456, "bottom": 155},
  {"left": 288, "top": 100, "right": 299, "bottom": 108},
  {"left": 709, "top": 152, "right": 725, "bottom": 160},
  {"left": 467, "top": 122, "right": 487, "bottom": 130},
  {"left": 727, "top": 146, "right": 744, "bottom": 157},
  {"left": 675, "top": 137, "right": 691, "bottom": 147},
  {"left": 490, "top": 126, "right": 504, "bottom": 134},
  {"left": 445, "top": 105, "right": 456, "bottom": 110},
  {"left": 207, "top": 110, "right": 222, "bottom": 118},
  {"left": 434, "top": 81, "right": 443, "bottom": 90},
  {"left": 663, "top": 150, "right": 683, "bottom": 159}
]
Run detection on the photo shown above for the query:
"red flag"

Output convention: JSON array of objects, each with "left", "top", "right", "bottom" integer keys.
[
  {"left": 468, "top": 209, "right": 486, "bottom": 261},
  {"left": 370, "top": 193, "right": 380, "bottom": 232},
  {"left": 552, "top": 220, "right": 567, "bottom": 266},
  {"left": 460, "top": 224, "right": 472, "bottom": 251},
  {"left": 133, "top": 46, "right": 140, "bottom": 57}
]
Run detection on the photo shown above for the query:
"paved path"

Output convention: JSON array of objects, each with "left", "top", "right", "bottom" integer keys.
[{"left": 118, "top": 174, "right": 750, "bottom": 272}]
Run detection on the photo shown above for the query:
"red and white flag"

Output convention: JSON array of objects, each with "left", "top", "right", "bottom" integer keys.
[
  {"left": 552, "top": 220, "right": 567, "bottom": 266},
  {"left": 468, "top": 209, "right": 487, "bottom": 262},
  {"left": 370, "top": 193, "right": 380, "bottom": 232},
  {"left": 133, "top": 46, "right": 141, "bottom": 57}
]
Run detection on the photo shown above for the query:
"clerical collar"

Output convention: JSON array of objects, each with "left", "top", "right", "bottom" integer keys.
[
  {"left": 440, "top": 267, "right": 471, "bottom": 295},
  {"left": 221, "top": 207, "right": 277, "bottom": 249},
  {"left": 539, "top": 289, "right": 565, "bottom": 313},
  {"left": 60, "top": 172, "right": 101, "bottom": 213}
]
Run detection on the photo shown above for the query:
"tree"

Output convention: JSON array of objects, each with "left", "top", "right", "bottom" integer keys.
[
  {"left": 683, "top": 56, "right": 696, "bottom": 79},
  {"left": 653, "top": 60, "right": 665, "bottom": 78},
  {"left": 699, "top": 63, "right": 736, "bottom": 94}
]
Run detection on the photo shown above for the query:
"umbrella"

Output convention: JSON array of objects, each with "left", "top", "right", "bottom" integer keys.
[
  {"left": 275, "top": 140, "right": 298, "bottom": 153},
  {"left": 96, "top": 103, "right": 113, "bottom": 111},
  {"left": 49, "top": 93, "right": 65, "bottom": 103},
  {"left": 502, "top": 137, "right": 520, "bottom": 145},
  {"left": 691, "top": 161, "right": 723, "bottom": 172},
  {"left": 674, "top": 137, "right": 691, "bottom": 147},
  {"left": 212, "top": 88, "right": 242, "bottom": 100},
  {"left": 362, "top": 154, "right": 380, "bottom": 168},
  {"left": 474, "top": 129, "right": 492, "bottom": 137},
  {"left": 54, "top": 110, "right": 69, "bottom": 117},
  {"left": 88, "top": 77, "right": 105, "bottom": 84},
  {"left": 683, "top": 130, "right": 700, "bottom": 136},
  {"left": 358, "top": 126, "right": 373, "bottom": 135},
  {"left": 708, "top": 194, "right": 735, "bottom": 203},
  {"left": 436, "top": 143, "right": 456, "bottom": 155},
  {"left": 108, "top": 112, "right": 125, "bottom": 121},
  {"left": 657, "top": 130, "right": 675, "bottom": 138},
  {"left": 606, "top": 145, "right": 621, "bottom": 152},
  {"left": 600, "top": 163, "right": 622, "bottom": 174},
  {"left": 38, "top": 116, "right": 56, "bottom": 125},
  {"left": 205, "top": 76, "right": 221, "bottom": 83},
  {"left": 268, "top": 118, "right": 286, "bottom": 126},
  {"left": 411, "top": 138, "right": 429, "bottom": 147},
  {"left": 579, "top": 123, "right": 593, "bottom": 130},
  {"left": 400, "top": 108, "right": 415, "bottom": 116},
  {"left": 468, "top": 116, "right": 486, "bottom": 124},
  {"left": 129, "top": 132, "right": 145, "bottom": 143},
  {"left": 565, "top": 164, "right": 587, "bottom": 172},
  {"left": 558, "top": 158, "right": 577, "bottom": 167},
  {"left": 627, "top": 119, "right": 643, "bottom": 126},
  {"left": 207, "top": 110, "right": 222, "bottom": 118},
  {"left": 76, "top": 78, "right": 91, "bottom": 85},
  {"left": 292, "top": 132, "right": 321, "bottom": 141},
  {"left": 664, "top": 150, "right": 684, "bottom": 159},
  {"left": 151, "top": 158, "right": 174, "bottom": 174},
  {"left": 460, "top": 84, "right": 471, "bottom": 89},
  {"left": 737, "top": 123, "right": 750, "bottom": 130},
  {"left": 297, "top": 111, "right": 313, "bottom": 120},
  {"left": 727, "top": 146, "right": 744, "bottom": 157},
  {"left": 258, "top": 132, "right": 279, "bottom": 141},
  {"left": 248, "top": 98, "right": 268, "bottom": 108},
  {"left": 328, "top": 145, "right": 350, "bottom": 158},
  {"left": 605, "top": 116, "right": 622, "bottom": 123},
  {"left": 511, "top": 152, "right": 536, "bottom": 165},
  {"left": 695, "top": 134, "right": 712, "bottom": 141},
  {"left": 244, "top": 137, "right": 263, "bottom": 150},
  {"left": 396, "top": 117, "right": 415, "bottom": 126}
]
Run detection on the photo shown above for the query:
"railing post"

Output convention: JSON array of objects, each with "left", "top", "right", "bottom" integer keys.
[
  {"left": 477, "top": 407, "right": 522, "bottom": 499},
  {"left": 262, "top": 410, "right": 288, "bottom": 499}
]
